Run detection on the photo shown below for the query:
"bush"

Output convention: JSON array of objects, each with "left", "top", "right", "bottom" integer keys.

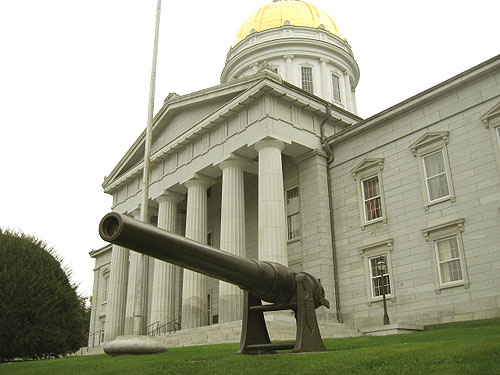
[{"left": 0, "top": 229, "right": 88, "bottom": 361}]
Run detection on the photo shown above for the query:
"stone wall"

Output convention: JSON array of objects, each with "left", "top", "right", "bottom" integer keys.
[{"left": 331, "top": 69, "right": 500, "bottom": 328}]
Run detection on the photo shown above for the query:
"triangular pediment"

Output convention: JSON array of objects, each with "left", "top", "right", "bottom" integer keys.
[
  {"left": 409, "top": 132, "right": 449, "bottom": 155},
  {"left": 103, "top": 73, "right": 363, "bottom": 193},
  {"left": 481, "top": 101, "right": 500, "bottom": 127},
  {"left": 351, "top": 158, "right": 384, "bottom": 177}
]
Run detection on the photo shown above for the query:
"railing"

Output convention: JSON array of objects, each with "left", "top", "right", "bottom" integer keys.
[
  {"left": 88, "top": 329, "right": 104, "bottom": 349},
  {"left": 146, "top": 317, "right": 181, "bottom": 336}
]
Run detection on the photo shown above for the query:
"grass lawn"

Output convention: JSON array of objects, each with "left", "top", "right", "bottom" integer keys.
[{"left": 1, "top": 318, "right": 499, "bottom": 375}]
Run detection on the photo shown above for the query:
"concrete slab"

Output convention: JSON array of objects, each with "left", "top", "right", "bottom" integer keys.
[
  {"left": 103, "top": 335, "right": 168, "bottom": 355},
  {"left": 362, "top": 323, "right": 424, "bottom": 336}
]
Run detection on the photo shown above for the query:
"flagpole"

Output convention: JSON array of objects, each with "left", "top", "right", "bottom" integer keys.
[{"left": 134, "top": 0, "right": 162, "bottom": 336}]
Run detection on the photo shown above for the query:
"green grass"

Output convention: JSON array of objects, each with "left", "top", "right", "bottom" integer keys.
[{"left": 2, "top": 318, "right": 500, "bottom": 375}]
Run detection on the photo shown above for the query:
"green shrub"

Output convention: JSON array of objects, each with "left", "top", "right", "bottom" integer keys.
[{"left": 0, "top": 230, "right": 88, "bottom": 361}]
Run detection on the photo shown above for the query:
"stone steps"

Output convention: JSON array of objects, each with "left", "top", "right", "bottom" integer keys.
[{"left": 156, "top": 317, "right": 362, "bottom": 348}]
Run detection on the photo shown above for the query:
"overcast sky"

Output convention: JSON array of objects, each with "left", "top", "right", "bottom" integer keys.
[{"left": 0, "top": 0, "right": 498, "bottom": 299}]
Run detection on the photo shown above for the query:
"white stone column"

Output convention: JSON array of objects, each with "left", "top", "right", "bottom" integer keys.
[
  {"left": 181, "top": 177, "right": 212, "bottom": 329},
  {"left": 284, "top": 54, "right": 294, "bottom": 83},
  {"left": 319, "top": 58, "right": 329, "bottom": 100},
  {"left": 88, "top": 267, "right": 100, "bottom": 347},
  {"left": 150, "top": 192, "right": 183, "bottom": 332},
  {"left": 255, "top": 139, "right": 288, "bottom": 265},
  {"left": 104, "top": 245, "right": 129, "bottom": 342},
  {"left": 343, "top": 70, "right": 354, "bottom": 113},
  {"left": 124, "top": 209, "right": 141, "bottom": 335},
  {"left": 218, "top": 160, "right": 246, "bottom": 323}
]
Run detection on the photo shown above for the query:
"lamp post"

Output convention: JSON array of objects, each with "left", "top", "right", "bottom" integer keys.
[{"left": 376, "top": 259, "right": 390, "bottom": 325}]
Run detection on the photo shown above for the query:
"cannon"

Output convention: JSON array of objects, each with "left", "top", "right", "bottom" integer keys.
[{"left": 99, "top": 212, "right": 330, "bottom": 354}]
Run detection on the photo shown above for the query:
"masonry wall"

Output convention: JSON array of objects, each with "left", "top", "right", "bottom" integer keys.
[
  {"left": 331, "top": 69, "right": 500, "bottom": 328},
  {"left": 88, "top": 249, "right": 111, "bottom": 347}
]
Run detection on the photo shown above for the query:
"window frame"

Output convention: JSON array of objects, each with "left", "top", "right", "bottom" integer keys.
[
  {"left": 481, "top": 102, "right": 500, "bottom": 176},
  {"left": 422, "top": 218, "right": 469, "bottom": 293},
  {"left": 285, "top": 185, "right": 301, "bottom": 242},
  {"left": 300, "top": 66, "right": 314, "bottom": 94},
  {"left": 422, "top": 149, "right": 451, "bottom": 203},
  {"left": 358, "top": 238, "right": 394, "bottom": 303},
  {"left": 332, "top": 73, "right": 341, "bottom": 103},
  {"left": 351, "top": 158, "right": 387, "bottom": 226},
  {"left": 410, "top": 132, "right": 456, "bottom": 208},
  {"left": 102, "top": 270, "right": 110, "bottom": 304}
]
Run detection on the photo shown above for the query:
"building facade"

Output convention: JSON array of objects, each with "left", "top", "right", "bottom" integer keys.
[{"left": 88, "top": 0, "right": 500, "bottom": 347}]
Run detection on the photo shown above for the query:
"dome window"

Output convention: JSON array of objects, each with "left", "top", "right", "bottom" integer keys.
[{"left": 301, "top": 66, "right": 314, "bottom": 94}]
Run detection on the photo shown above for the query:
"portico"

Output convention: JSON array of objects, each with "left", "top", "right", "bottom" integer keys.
[{"left": 100, "top": 75, "right": 357, "bottom": 340}]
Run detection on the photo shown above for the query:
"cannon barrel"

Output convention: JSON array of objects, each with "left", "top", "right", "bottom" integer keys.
[{"left": 99, "top": 212, "right": 328, "bottom": 307}]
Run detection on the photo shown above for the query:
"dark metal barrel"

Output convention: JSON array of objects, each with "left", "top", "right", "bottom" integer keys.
[{"left": 99, "top": 212, "right": 297, "bottom": 304}]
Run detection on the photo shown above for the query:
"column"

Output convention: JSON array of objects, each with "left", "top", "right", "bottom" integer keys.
[
  {"left": 343, "top": 70, "right": 354, "bottom": 113},
  {"left": 181, "top": 177, "right": 212, "bottom": 329},
  {"left": 218, "top": 160, "right": 246, "bottom": 323},
  {"left": 104, "top": 245, "right": 129, "bottom": 342},
  {"left": 319, "top": 58, "right": 329, "bottom": 100},
  {"left": 124, "top": 209, "right": 141, "bottom": 335},
  {"left": 255, "top": 139, "right": 288, "bottom": 265},
  {"left": 149, "top": 191, "right": 183, "bottom": 332},
  {"left": 284, "top": 54, "right": 294, "bottom": 82},
  {"left": 88, "top": 267, "right": 100, "bottom": 347},
  {"left": 298, "top": 152, "right": 336, "bottom": 320}
]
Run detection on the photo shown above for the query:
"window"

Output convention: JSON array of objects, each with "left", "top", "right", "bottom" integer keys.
[
  {"left": 286, "top": 186, "right": 300, "bottom": 240},
  {"left": 207, "top": 292, "right": 212, "bottom": 326},
  {"left": 435, "top": 237, "right": 463, "bottom": 285},
  {"left": 410, "top": 132, "right": 455, "bottom": 208},
  {"left": 422, "top": 218, "right": 468, "bottom": 292},
  {"left": 369, "top": 254, "right": 391, "bottom": 298},
  {"left": 423, "top": 150, "right": 450, "bottom": 202},
  {"left": 102, "top": 272, "right": 109, "bottom": 303},
  {"left": 358, "top": 238, "right": 394, "bottom": 302},
  {"left": 482, "top": 103, "right": 500, "bottom": 175},
  {"left": 362, "top": 176, "right": 383, "bottom": 222},
  {"left": 351, "top": 158, "right": 386, "bottom": 226},
  {"left": 301, "top": 66, "right": 313, "bottom": 93},
  {"left": 207, "top": 231, "right": 213, "bottom": 246},
  {"left": 332, "top": 74, "right": 341, "bottom": 102}
]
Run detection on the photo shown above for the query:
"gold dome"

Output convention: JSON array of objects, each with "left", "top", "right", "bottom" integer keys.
[{"left": 235, "top": 0, "right": 341, "bottom": 45}]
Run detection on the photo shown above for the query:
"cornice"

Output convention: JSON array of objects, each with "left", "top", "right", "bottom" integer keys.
[
  {"left": 328, "top": 54, "right": 500, "bottom": 146},
  {"left": 103, "top": 77, "right": 361, "bottom": 194}
]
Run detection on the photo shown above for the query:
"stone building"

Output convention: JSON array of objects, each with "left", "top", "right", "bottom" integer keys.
[{"left": 88, "top": 0, "right": 500, "bottom": 347}]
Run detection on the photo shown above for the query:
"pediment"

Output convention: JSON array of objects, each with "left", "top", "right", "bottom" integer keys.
[
  {"left": 351, "top": 158, "right": 384, "bottom": 177},
  {"left": 103, "top": 74, "right": 362, "bottom": 193},
  {"left": 481, "top": 102, "right": 500, "bottom": 128},
  {"left": 409, "top": 131, "right": 449, "bottom": 155}
]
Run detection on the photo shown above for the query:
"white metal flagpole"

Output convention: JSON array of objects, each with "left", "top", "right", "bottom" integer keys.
[{"left": 133, "top": 0, "right": 162, "bottom": 336}]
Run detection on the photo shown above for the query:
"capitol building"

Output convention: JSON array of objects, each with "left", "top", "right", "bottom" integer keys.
[{"left": 88, "top": 0, "right": 500, "bottom": 348}]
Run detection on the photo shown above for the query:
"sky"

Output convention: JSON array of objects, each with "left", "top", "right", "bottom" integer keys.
[{"left": 0, "top": 0, "right": 498, "bottom": 299}]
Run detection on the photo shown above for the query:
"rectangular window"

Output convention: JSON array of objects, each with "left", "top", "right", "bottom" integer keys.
[
  {"left": 286, "top": 186, "right": 300, "bottom": 240},
  {"left": 435, "top": 236, "right": 463, "bottom": 285},
  {"left": 103, "top": 274, "right": 109, "bottom": 302},
  {"left": 301, "top": 67, "right": 313, "bottom": 94},
  {"left": 207, "top": 231, "right": 213, "bottom": 246},
  {"left": 332, "top": 74, "right": 341, "bottom": 102},
  {"left": 207, "top": 292, "right": 212, "bottom": 326},
  {"left": 362, "top": 176, "right": 383, "bottom": 222},
  {"left": 369, "top": 255, "right": 391, "bottom": 298},
  {"left": 423, "top": 150, "right": 450, "bottom": 201}
]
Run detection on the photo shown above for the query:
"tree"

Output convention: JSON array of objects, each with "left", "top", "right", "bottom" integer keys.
[{"left": 0, "top": 230, "right": 88, "bottom": 361}]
